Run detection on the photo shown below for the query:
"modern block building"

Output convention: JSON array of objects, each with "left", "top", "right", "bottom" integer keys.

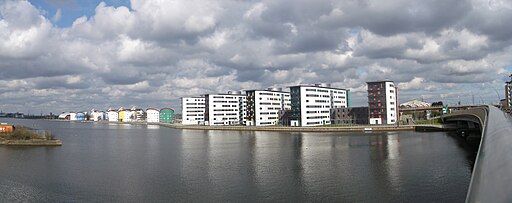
[
  {"left": 245, "top": 88, "right": 291, "bottom": 126},
  {"left": 289, "top": 84, "right": 350, "bottom": 127},
  {"left": 204, "top": 91, "right": 246, "bottom": 126},
  {"left": 330, "top": 106, "right": 369, "bottom": 124},
  {"left": 505, "top": 75, "right": 512, "bottom": 108},
  {"left": 367, "top": 81, "right": 398, "bottom": 124},
  {"left": 146, "top": 108, "right": 160, "bottom": 123},
  {"left": 160, "top": 108, "right": 175, "bottom": 123},
  {"left": 181, "top": 97, "right": 206, "bottom": 125}
]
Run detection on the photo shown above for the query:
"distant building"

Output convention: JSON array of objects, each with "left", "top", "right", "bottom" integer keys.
[
  {"left": 181, "top": 97, "right": 205, "bottom": 125},
  {"left": 118, "top": 107, "right": 125, "bottom": 122},
  {"left": 289, "top": 83, "right": 349, "bottom": 127},
  {"left": 400, "top": 100, "right": 431, "bottom": 108},
  {"left": 131, "top": 107, "right": 145, "bottom": 122},
  {"left": 506, "top": 75, "right": 512, "bottom": 108},
  {"left": 90, "top": 109, "right": 106, "bottom": 121},
  {"left": 367, "top": 81, "right": 398, "bottom": 124},
  {"left": 146, "top": 108, "right": 160, "bottom": 123},
  {"left": 160, "top": 108, "right": 175, "bottom": 123},
  {"left": 118, "top": 107, "right": 133, "bottom": 122},
  {"left": 107, "top": 109, "right": 118, "bottom": 122},
  {"left": 69, "top": 112, "right": 77, "bottom": 121},
  {"left": 245, "top": 88, "right": 291, "bottom": 126},
  {"left": 204, "top": 91, "right": 246, "bottom": 126},
  {"left": 76, "top": 112, "right": 86, "bottom": 121},
  {"left": 330, "top": 107, "right": 369, "bottom": 124},
  {"left": 58, "top": 112, "right": 71, "bottom": 120}
]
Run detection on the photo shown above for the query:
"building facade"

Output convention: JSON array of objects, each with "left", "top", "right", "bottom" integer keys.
[
  {"left": 367, "top": 81, "right": 398, "bottom": 124},
  {"left": 131, "top": 107, "right": 145, "bottom": 122},
  {"left": 91, "top": 110, "right": 106, "bottom": 121},
  {"left": 204, "top": 92, "right": 246, "bottom": 126},
  {"left": 289, "top": 84, "right": 349, "bottom": 127},
  {"left": 330, "top": 107, "right": 369, "bottom": 124},
  {"left": 160, "top": 108, "right": 175, "bottom": 123},
  {"left": 69, "top": 112, "right": 77, "bottom": 121},
  {"left": 506, "top": 75, "right": 512, "bottom": 108},
  {"left": 245, "top": 88, "right": 291, "bottom": 126},
  {"left": 107, "top": 109, "right": 118, "bottom": 122},
  {"left": 146, "top": 108, "right": 160, "bottom": 123},
  {"left": 181, "top": 97, "right": 205, "bottom": 125}
]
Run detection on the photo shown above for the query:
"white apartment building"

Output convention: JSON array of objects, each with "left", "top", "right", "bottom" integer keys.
[
  {"left": 107, "top": 109, "right": 118, "bottom": 122},
  {"left": 181, "top": 97, "right": 206, "bottom": 125},
  {"left": 123, "top": 109, "right": 133, "bottom": 122},
  {"left": 367, "top": 81, "right": 398, "bottom": 124},
  {"left": 245, "top": 88, "right": 291, "bottom": 126},
  {"left": 204, "top": 91, "right": 246, "bottom": 126},
  {"left": 289, "top": 84, "right": 349, "bottom": 127},
  {"left": 69, "top": 112, "right": 77, "bottom": 121},
  {"left": 146, "top": 108, "right": 160, "bottom": 123},
  {"left": 90, "top": 109, "right": 106, "bottom": 121}
]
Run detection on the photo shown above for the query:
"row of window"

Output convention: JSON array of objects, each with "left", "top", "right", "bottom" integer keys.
[
  {"left": 306, "top": 110, "right": 330, "bottom": 114},
  {"left": 186, "top": 110, "right": 204, "bottom": 113},
  {"left": 306, "top": 116, "right": 329, "bottom": 119},
  {"left": 185, "top": 99, "right": 204, "bottom": 102}
]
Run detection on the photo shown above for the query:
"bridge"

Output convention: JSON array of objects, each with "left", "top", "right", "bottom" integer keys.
[{"left": 441, "top": 105, "right": 512, "bottom": 203}]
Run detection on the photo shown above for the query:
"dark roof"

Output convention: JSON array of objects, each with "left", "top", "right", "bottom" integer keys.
[{"left": 366, "top": 81, "right": 395, "bottom": 84}]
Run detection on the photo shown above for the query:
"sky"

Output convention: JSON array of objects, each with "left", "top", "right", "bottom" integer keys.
[{"left": 1, "top": 0, "right": 512, "bottom": 114}]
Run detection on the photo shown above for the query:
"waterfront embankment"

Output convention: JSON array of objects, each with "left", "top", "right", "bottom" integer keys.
[
  {"left": 0, "top": 139, "right": 62, "bottom": 146},
  {"left": 160, "top": 123, "right": 455, "bottom": 132}
]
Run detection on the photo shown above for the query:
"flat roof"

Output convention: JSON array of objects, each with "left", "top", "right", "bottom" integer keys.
[
  {"left": 366, "top": 81, "right": 395, "bottom": 84},
  {"left": 244, "top": 89, "right": 290, "bottom": 93},
  {"left": 287, "top": 84, "right": 347, "bottom": 91},
  {"left": 205, "top": 93, "right": 246, "bottom": 96}
]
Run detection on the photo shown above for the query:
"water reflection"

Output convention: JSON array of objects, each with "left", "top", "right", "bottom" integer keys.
[{"left": 0, "top": 119, "right": 473, "bottom": 202}]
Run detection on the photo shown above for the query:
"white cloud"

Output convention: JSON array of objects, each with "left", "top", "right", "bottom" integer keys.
[
  {"left": 51, "top": 8, "right": 61, "bottom": 22},
  {"left": 0, "top": 0, "right": 511, "bottom": 113}
]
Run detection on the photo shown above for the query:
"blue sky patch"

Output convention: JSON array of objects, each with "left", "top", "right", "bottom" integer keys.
[{"left": 29, "top": 0, "right": 131, "bottom": 27}]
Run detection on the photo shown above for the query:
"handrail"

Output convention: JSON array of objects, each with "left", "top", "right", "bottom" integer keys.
[{"left": 466, "top": 105, "right": 512, "bottom": 203}]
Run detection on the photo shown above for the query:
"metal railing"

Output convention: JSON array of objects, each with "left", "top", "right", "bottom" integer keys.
[{"left": 466, "top": 105, "right": 512, "bottom": 203}]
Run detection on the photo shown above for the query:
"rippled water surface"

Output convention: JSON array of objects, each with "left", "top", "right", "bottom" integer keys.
[{"left": 0, "top": 119, "right": 474, "bottom": 202}]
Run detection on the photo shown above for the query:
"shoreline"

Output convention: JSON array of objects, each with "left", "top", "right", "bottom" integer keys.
[
  {"left": 0, "top": 139, "right": 62, "bottom": 146},
  {"left": 159, "top": 123, "right": 454, "bottom": 132},
  {"left": 29, "top": 119, "right": 455, "bottom": 133}
]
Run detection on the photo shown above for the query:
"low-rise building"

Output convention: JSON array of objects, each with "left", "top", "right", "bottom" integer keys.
[
  {"left": 58, "top": 112, "right": 71, "bottom": 120},
  {"left": 181, "top": 97, "right": 206, "bottom": 125},
  {"left": 90, "top": 110, "right": 107, "bottom": 121},
  {"left": 76, "top": 112, "right": 86, "bottom": 121},
  {"left": 69, "top": 112, "right": 77, "bottom": 121},
  {"left": 160, "top": 108, "right": 174, "bottom": 123},
  {"left": 131, "top": 107, "right": 145, "bottom": 122},
  {"left": 245, "top": 88, "right": 290, "bottom": 126},
  {"left": 146, "top": 108, "right": 160, "bottom": 123},
  {"left": 204, "top": 91, "right": 246, "bottom": 126},
  {"left": 289, "top": 84, "right": 349, "bottom": 127},
  {"left": 107, "top": 109, "right": 118, "bottom": 122},
  {"left": 330, "top": 107, "right": 369, "bottom": 124}
]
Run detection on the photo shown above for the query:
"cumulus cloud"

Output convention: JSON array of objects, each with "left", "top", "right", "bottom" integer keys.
[{"left": 0, "top": 0, "right": 511, "bottom": 113}]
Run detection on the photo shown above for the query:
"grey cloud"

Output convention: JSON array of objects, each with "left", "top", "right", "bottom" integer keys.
[
  {"left": 1, "top": 0, "right": 512, "bottom": 113},
  {"left": 279, "top": 30, "right": 345, "bottom": 54},
  {"left": 319, "top": 0, "right": 471, "bottom": 36}
]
